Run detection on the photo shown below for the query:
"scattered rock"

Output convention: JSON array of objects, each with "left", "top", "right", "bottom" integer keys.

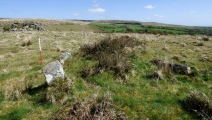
[
  {"left": 2, "top": 21, "right": 44, "bottom": 32},
  {"left": 150, "top": 59, "right": 191, "bottom": 75}
]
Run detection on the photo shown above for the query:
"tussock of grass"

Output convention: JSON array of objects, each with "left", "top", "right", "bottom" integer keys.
[
  {"left": 202, "top": 36, "right": 209, "bottom": 41},
  {"left": 46, "top": 78, "right": 72, "bottom": 105},
  {"left": 51, "top": 91, "right": 127, "bottom": 120},
  {"left": 56, "top": 46, "right": 63, "bottom": 52},
  {"left": 21, "top": 39, "right": 32, "bottom": 47}
]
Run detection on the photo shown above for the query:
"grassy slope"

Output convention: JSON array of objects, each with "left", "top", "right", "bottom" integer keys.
[{"left": 0, "top": 19, "right": 212, "bottom": 119}]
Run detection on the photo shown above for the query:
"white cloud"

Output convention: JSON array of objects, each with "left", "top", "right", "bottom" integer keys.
[
  {"left": 144, "top": 5, "right": 155, "bottom": 9},
  {"left": 71, "top": 13, "right": 80, "bottom": 16},
  {"left": 88, "top": 8, "right": 106, "bottom": 13},
  {"left": 155, "top": 15, "right": 164, "bottom": 18}
]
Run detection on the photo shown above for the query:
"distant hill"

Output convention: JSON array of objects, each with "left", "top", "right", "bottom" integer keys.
[
  {"left": 0, "top": 18, "right": 209, "bottom": 28},
  {"left": 1, "top": 19, "right": 212, "bottom": 35}
]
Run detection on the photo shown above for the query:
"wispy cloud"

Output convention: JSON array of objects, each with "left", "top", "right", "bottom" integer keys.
[
  {"left": 155, "top": 15, "right": 164, "bottom": 18},
  {"left": 144, "top": 5, "right": 155, "bottom": 9},
  {"left": 88, "top": 8, "right": 106, "bottom": 13}
]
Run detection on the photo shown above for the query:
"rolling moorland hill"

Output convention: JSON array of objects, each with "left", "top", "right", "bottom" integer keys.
[{"left": 0, "top": 19, "right": 212, "bottom": 119}]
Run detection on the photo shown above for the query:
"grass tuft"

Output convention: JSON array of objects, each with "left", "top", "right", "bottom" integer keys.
[
  {"left": 51, "top": 91, "right": 128, "bottom": 120},
  {"left": 45, "top": 78, "right": 72, "bottom": 105},
  {"left": 21, "top": 39, "right": 32, "bottom": 47}
]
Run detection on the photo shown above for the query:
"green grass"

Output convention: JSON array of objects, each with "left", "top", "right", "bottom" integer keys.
[
  {"left": 0, "top": 71, "right": 22, "bottom": 82},
  {"left": 0, "top": 106, "right": 33, "bottom": 120},
  {"left": 0, "top": 91, "right": 4, "bottom": 103},
  {"left": 89, "top": 23, "right": 212, "bottom": 36},
  {"left": 0, "top": 101, "right": 34, "bottom": 120}
]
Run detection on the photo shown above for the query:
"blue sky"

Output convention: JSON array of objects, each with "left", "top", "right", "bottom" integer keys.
[{"left": 0, "top": 0, "right": 212, "bottom": 26}]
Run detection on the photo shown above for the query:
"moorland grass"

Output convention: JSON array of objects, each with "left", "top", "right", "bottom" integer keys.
[{"left": 0, "top": 20, "right": 211, "bottom": 119}]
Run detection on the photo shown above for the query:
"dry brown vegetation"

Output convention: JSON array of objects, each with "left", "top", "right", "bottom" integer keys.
[{"left": 51, "top": 91, "right": 127, "bottom": 120}]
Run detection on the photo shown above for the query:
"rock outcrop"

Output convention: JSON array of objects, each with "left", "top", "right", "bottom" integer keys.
[
  {"left": 150, "top": 59, "right": 191, "bottom": 75},
  {"left": 3, "top": 21, "right": 44, "bottom": 32}
]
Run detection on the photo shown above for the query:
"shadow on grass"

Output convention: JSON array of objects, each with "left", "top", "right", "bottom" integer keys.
[
  {"left": 179, "top": 100, "right": 202, "bottom": 120},
  {"left": 22, "top": 83, "right": 51, "bottom": 106},
  {"left": 23, "top": 83, "right": 47, "bottom": 96},
  {"left": 179, "top": 91, "right": 212, "bottom": 120}
]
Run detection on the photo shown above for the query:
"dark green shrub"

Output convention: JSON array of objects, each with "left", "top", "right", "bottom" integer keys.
[
  {"left": 3, "top": 26, "right": 10, "bottom": 32},
  {"left": 80, "top": 35, "right": 143, "bottom": 80},
  {"left": 182, "top": 91, "right": 212, "bottom": 119}
]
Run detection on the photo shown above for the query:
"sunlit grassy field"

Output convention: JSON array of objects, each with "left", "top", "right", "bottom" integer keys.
[{"left": 0, "top": 19, "right": 212, "bottom": 119}]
